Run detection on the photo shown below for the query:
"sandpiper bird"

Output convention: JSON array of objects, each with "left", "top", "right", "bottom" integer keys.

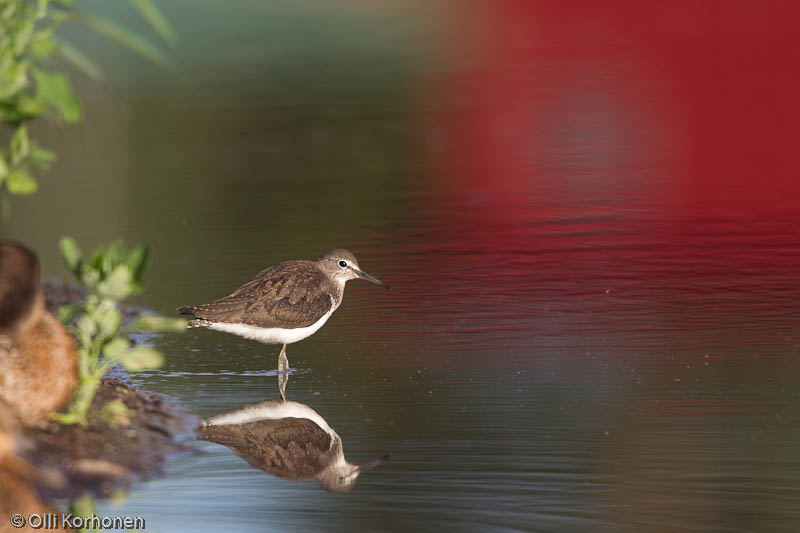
[
  {"left": 199, "top": 399, "right": 387, "bottom": 493},
  {"left": 177, "top": 249, "right": 390, "bottom": 379}
]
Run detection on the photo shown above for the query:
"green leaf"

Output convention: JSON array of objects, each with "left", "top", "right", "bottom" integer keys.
[
  {"left": 76, "top": 313, "right": 97, "bottom": 337},
  {"left": 0, "top": 155, "right": 7, "bottom": 180},
  {"left": 81, "top": 268, "right": 101, "bottom": 289},
  {"left": 59, "top": 236, "right": 83, "bottom": 273},
  {"left": 116, "top": 346, "right": 164, "bottom": 371},
  {"left": 10, "top": 126, "right": 29, "bottom": 164},
  {"left": 57, "top": 303, "right": 81, "bottom": 324},
  {"left": 34, "top": 70, "right": 81, "bottom": 123},
  {"left": 30, "top": 38, "right": 58, "bottom": 59},
  {"left": 5, "top": 170, "right": 38, "bottom": 194},
  {"left": 12, "top": 22, "right": 34, "bottom": 57},
  {"left": 0, "top": 62, "right": 28, "bottom": 101},
  {"left": 74, "top": 12, "right": 173, "bottom": 70},
  {"left": 130, "top": 0, "right": 178, "bottom": 48},
  {"left": 104, "top": 240, "right": 125, "bottom": 270},
  {"left": 129, "top": 314, "right": 188, "bottom": 333},
  {"left": 15, "top": 95, "right": 44, "bottom": 118},
  {"left": 125, "top": 244, "right": 150, "bottom": 282},
  {"left": 103, "top": 336, "right": 130, "bottom": 359},
  {"left": 28, "top": 147, "right": 56, "bottom": 170},
  {"left": 96, "top": 264, "right": 134, "bottom": 300},
  {"left": 89, "top": 246, "right": 105, "bottom": 271},
  {"left": 97, "top": 307, "right": 122, "bottom": 339}
]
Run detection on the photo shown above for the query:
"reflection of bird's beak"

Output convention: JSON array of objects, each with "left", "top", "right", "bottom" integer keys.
[
  {"left": 357, "top": 453, "right": 391, "bottom": 472},
  {"left": 353, "top": 268, "right": 391, "bottom": 290}
]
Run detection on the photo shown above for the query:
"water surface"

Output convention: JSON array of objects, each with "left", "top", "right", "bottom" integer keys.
[{"left": 3, "top": 2, "right": 800, "bottom": 531}]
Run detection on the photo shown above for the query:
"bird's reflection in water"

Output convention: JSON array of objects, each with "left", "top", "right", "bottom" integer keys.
[{"left": 199, "top": 400, "right": 387, "bottom": 493}]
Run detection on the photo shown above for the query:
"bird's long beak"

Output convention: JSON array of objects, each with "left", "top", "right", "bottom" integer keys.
[
  {"left": 353, "top": 268, "right": 391, "bottom": 290},
  {"left": 357, "top": 453, "right": 391, "bottom": 472}
]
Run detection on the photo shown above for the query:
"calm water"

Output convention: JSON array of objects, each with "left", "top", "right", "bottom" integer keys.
[{"left": 3, "top": 2, "right": 800, "bottom": 531}]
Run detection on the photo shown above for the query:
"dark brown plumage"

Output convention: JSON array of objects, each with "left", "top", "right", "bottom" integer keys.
[
  {"left": 200, "top": 415, "right": 336, "bottom": 481},
  {"left": 178, "top": 261, "right": 336, "bottom": 329}
]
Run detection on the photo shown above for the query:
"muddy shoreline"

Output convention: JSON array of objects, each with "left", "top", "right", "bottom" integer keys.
[{"left": 18, "top": 282, "right": 198, "bottom": 500}]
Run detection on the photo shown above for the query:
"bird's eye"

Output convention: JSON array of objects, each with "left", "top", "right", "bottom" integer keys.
[{"left": 338, "top": 260, "right": 347, "bottom": 268}]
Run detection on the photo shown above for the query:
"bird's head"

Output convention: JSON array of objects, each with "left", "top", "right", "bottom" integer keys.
[
  {"left": 316, "top": 454, "right": 390, "bottom": 493},
  {"left": 317, "top": 249, "right": 391, "bottom": 290},
  {"left": 317, "top": 462, "right": 360, "bottom": 493}
]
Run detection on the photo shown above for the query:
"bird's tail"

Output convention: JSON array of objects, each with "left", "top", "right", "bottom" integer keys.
[
  {"left": 176, "top": 305, "right": 197, "bottom": 316},
  {"left": 177, "top": 306, "right": 213, "bottom": 328}
]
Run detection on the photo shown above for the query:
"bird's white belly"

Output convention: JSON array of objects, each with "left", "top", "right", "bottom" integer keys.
[
  {"left": 205, "top": 400, "right": 333, "bottom": 437},
  {"left": 205, "top": 305, "right": 335, "bottom": 345}
]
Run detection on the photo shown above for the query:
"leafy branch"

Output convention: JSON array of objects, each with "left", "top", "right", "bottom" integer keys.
[
  {"left": 0, "top": 0, "right": 175, "bottom": 208},
  {"left": 53, "top": 237, "right": 185, "bottom": 426}
]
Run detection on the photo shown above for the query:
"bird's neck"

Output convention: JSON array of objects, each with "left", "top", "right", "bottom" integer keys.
[{"left": 330, "top": 280, "right": 347, "bottom": 308}]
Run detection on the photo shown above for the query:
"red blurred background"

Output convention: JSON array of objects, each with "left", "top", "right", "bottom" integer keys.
[
  {"left": 433, "top": 0, "right": 800, "bottom": 220},
  {"left": 390, "top": 1, "right": 800, "bottom": 362}
]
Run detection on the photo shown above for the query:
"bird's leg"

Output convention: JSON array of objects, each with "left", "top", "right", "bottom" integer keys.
[
  {"left": 277, "top": 343, "right": 289, "bottom": 373},
  {"left": 277, "top": 343, "right": 289, "bottom": 401},
  {"left": 277, "top": 370, "right": 288, "bottom": 402}
]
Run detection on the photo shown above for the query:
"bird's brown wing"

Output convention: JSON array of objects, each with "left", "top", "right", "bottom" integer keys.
[
  {"left": 177, "top": 261, "right": 334, "bottom": 329},
  {"left": 199, "top": 418, "right": 333, "bottom": 480}
]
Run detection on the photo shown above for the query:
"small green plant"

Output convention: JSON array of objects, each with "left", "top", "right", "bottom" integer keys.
[{"left": 53, "top": 236, "right": 184, "bottom": 426}]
